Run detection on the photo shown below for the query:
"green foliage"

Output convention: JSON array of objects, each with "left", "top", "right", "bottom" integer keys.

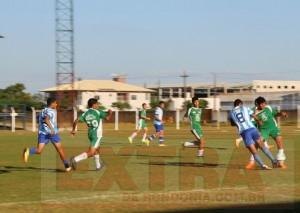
[
  {"left": 111, "top": 101, "right": 131, "bottom": 110},
  {"left": 0, "top": 83, "right": 44, "bottom": 111}
]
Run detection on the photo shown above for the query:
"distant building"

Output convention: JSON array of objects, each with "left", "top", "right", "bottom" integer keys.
[
  {"left": 41, "top": 79, "right": 154, "bottom": 110},
  {"left": 148, "top": 80, "right": 300, "bottom": 111}
]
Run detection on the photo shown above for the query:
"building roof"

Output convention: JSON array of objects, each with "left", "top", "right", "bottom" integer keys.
[{"left": 41, "top": 80, "right": 154, "bottom": 93}]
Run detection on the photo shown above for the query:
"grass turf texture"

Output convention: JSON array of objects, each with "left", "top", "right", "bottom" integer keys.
[{"left": 0, "top": 124, "right": 299, "bottom": 212}]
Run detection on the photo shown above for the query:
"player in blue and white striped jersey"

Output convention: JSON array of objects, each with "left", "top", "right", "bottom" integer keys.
[
  {"left": 230, "top": 99, "right": 277, "bottom": 170},
  {"left": 145, "top": 101, "right": 166, "bottom": 146},
  {"left": 22, "top": 97, "right": 71, "bottom": 172}
]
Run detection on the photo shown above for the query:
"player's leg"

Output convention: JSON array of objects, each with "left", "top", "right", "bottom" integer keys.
[
  {"left": 158, "top": 129, "right": 165, "bottom": 146},
  {"left": 246, "top": 144, "right": 271, "bottom": 170},
  {"left": 242, "top": 129, "right": 272, "bottom": 169},
  {"left": 52, "top": 141, "right": 71, "bottom": 172},
  {"left": 255, "top": 137, "right": 277, "bottom": 167},
  {"left": 142, "top": 127, "right": 148, "bottom": 143},
  {"left": 23, "top": 134, "right": 48, "bottom": 163},
  {"left": 145, "top": 125, "right": 160, "bottom": 146},
  {"left": 190, "top": 128, "right": 204, "bottom": 156},
  {"left": 273, "top": 135, "right": 287, "bottom": 168},
  {"left": 235, "top": 137, "right": 243, "bottom": 148}
]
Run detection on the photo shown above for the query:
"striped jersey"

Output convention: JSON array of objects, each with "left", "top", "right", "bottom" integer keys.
[
  {"left": 154, "top": 107, "right": 163, "bottom": 125},
  {"left": 38, "top": 107, "right": 58, "bottom": 135},
  {"left": 230, "top": 106, "right": 255, "bottom": 134}
]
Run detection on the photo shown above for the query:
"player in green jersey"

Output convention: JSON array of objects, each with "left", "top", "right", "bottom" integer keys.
[
  {"left": 70, "top": 98, "right": 112, "bottom": 171},
  {"left": 182, "top": 97, "right": 205, "bottom": 157},
  {"left": 128, "top": 103, "right": 151, "bottom": 144},
  {"left": 251, "top": 96, "right": 287, "bottom": 168}
]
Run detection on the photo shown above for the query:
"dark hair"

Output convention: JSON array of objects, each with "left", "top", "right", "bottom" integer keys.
[
  {"left": 255, "top": 96, "right": 266, "bottom": 105},
  {"left": 192, "top": 97, "right": 198, "bottom": 103},
  {"left": 88, "top": 98, "right": 98, "bottom": 108},
  {"left": 142, "top": 103, "right": 147, "bottom": 107},
  {"left": 47, "top": 97, "right": 57, "bottom": 106},
  {"left": 159, "top": 101, "right": 165, "bottom": 105},
  {"left": 233, "top": 99, "right": 243, "bottom": 107}
]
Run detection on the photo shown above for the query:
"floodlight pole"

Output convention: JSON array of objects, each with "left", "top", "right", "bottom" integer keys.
[{"left": 180, "top": 70, "right": 189, "bottom": 100}]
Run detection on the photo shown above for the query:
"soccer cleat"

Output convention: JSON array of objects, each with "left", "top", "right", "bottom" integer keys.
[
  {"left": 262, "top": 165, "right": 272, "bottom": 170},
  {"left": 277, "top": 161, "right": 287, "bottom": 169},
  {"left": 23, "top": 148, "right": 29, "bottom": 163},
  {"left": 144, "top": 139, "right": 150, "bottom": 146},
  {"left": 70, "top": 157, "right": 77, "bottom": 170},
  {"left": 128, "top": 137, "right": 133, "bottom": 144},
  {"left": 197, "top": 150, "right": 204, "bottom": 157},
  {"left": 65, "top": 167, "right": 72, "bottom": 172},
  {"left": 245, "top": 161, "right": 256, "bottom": 170}
]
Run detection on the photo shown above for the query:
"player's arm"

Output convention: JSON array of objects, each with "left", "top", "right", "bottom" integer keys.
[
  {"left": 71, "top": 118, "right": 79, "bottom": 136},
  {"left": 44, "top": 115, "right": 55, "bottom": 135},
  {"left": 105, "top": 109, "right": 113, "bottom": 121}
]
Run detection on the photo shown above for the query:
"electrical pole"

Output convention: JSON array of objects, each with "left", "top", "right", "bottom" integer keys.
[
  {"left": 212, "top": 72, "right": 217, "bottom": 110},
  {"left": 180, "top": 70, "right": 189, "bottom": 100}
]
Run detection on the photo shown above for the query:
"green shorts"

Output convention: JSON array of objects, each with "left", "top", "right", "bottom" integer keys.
[
  {"left": 191, "top": 126, "right": 203, "bottom": 140},
  {"left": 260, "top": 127, "right": 281, "bottom": 141},
  {"left": 138, "top": 119, "right": 147, "bottom": 130},
  {"left": 88, "top": 130, "right": 102, "bottom": 148}
]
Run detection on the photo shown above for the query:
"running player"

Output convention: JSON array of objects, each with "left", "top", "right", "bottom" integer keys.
[
  {"left": 182, "top": 97, "right": 205, "bottom": 157},
  {"left": 70, "top": 98, "right": 112, "bottom": 171},
  {"left": 22, "top": 97, "right": 71, "bottom": 172},
  {"left": 246, "top": 96, "right": 287, "bottom": 169},
  {"left": 128, "top": 103, "right": 150, "bottom": 144},
  {"left": 230, "top": 99, "right": 277, "bottom": 170},
  {"left": 145, "top": 101, "right": 165, "bottom": 146}
]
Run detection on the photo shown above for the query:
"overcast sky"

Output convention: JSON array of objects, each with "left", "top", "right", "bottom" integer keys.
[{"left": 0, "top": 0, "right": 300, "bottom": 93}]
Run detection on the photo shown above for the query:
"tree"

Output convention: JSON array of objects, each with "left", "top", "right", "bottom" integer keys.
[
  {"left": 111, "top": 102, "right": 131, "bottom": 110},
  {"left": 0, "top": 83, "right": 44, "bottom": 111}
]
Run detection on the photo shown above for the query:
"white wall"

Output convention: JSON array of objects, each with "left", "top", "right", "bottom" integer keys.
[
  {"left": 77, "top": 91, "right": 150, "bottom": 110},
  {"left": 253, "top": 80, "right": 300, "bottom": 92}
]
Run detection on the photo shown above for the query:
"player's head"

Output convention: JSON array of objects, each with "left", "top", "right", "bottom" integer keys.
[
  {"left": 87, "top": 98, "right": 99, "bottom": 109},
  {"left": 233, "top": 99, "right": 243, "bottom": 107},
  {"left": 142, "top": 103, "right": 147, "bottom": 109},
  {"left": 159, "top": 101, "right": 165, "bottom": 108},
  {"left": 255, "top": 96, "right": 266, "bottom": 110},
  {"left": 192, "top": 97, "right": 199, "bottom": 107},
  {"left": 47, "top": 97, "right": 57, "bottom": 109}
]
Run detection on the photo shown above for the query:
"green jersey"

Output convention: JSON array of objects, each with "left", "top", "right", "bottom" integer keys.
[
  {"left": 188, "top": 107, "right": 202, "bottom": 128},
  {"left": 138, "top": 109, "right": 147, "bottom": 129},
  {"left": 256, "top": 105, "right": 278, "bottom": 130},
  {"left": 79, "top": 108, "right": 107, "bottom": 148}
]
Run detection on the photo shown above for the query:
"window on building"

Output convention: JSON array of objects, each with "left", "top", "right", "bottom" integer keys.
[
  {"left": 263, "top": 85, "right": 267, "bottom": 89},
  {"left": 284, "top": 86, "right": 288, "bottom": 89},
  {"left": 269, "top": 86, "right": 273, "bottom": 89},
  {"left": 292, "top": 86, "right": 295, "bottom": 89},
  {"left": 256, "top": 85, "right": 260, "bottom": 88},
  {"left": 94, "top": 95, "right": 100, "bottom": 100},
  {"left": 278, "top": 86, "right": 281, "bottom": 89},
  {"left": 131, "top": 95, "right": 137, "bottom": 100},
  {"left": 117, "top": 93, "right": 128, "bottom": 101}
]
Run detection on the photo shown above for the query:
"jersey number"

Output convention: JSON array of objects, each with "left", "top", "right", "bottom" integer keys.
[
  {"left": 235, "top": 112, "right": 245, "bottom": 123},
  {"left": 87, "top": 120, "right": 99, "bottom": 128}
]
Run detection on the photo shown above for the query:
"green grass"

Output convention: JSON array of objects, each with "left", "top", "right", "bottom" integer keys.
[{"left": 0, "top": 124, "right": 299, "bottom": 212}]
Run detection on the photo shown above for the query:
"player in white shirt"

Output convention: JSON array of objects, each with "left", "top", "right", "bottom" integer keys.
[{"left": 145, "top": 101, "right": 165, "bottom": 146}]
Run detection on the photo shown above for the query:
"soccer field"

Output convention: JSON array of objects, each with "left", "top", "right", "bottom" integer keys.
[{"left": 0, "top": 124, "right": 299, "bottom": 212}]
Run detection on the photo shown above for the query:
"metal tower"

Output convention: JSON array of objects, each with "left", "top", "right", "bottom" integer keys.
[{"left": 55, "top": 0, "right": 74, "bottom": 90}]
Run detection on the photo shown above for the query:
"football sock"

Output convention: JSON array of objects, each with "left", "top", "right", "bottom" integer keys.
[
  {"left": 29, "top": 147, "right": 37, "bottom": 155},
  {"left": 94, "top": 154, "right": 101, "bottom": 169},
  {"left": 142, "top": 133, "right": 147, "bottom": 141},
  {"left": 261, "top": 146, "right": 276, "bottom": 163},
  {"left": 74, "top": 152, "right": 88, "bottom": 163},
  {"left": 63, "top": 160, "right": 70, "bottom": 168},
  {"left": 159, "top": 137, "right": 164, "bottom": 144},
  {"left": 130, "top": 132, "right": 137, "bottom": 139},
  {"left": 249, "top": 154, "right": 254, "bottom": 161},
  {"left": 253, "top": 153, "right": 264, "bottom": 167},
  {"left": 148, "top": 134, "right": 156, "bottom": 141},
  {"left": 264, "top": 141, "right": 269, "bottom": 149}
]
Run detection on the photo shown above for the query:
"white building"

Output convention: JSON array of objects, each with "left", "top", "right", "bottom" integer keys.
[
  {"left": 252, "top": 80, "right": 300, "bottom": 93},
  {"left": 41, "top": 80, "right": 154, "bottom": 110}
]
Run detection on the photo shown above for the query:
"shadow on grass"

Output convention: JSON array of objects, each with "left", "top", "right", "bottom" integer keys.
[
  {"left": 1, "top": 166, "right": 65, "bottom": 173},
  {"left": 139, "top": 162, "right": 227, "bottom": 168},
  {"left": 158, "top": 201, "right": 299, "bottom": 213}
]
